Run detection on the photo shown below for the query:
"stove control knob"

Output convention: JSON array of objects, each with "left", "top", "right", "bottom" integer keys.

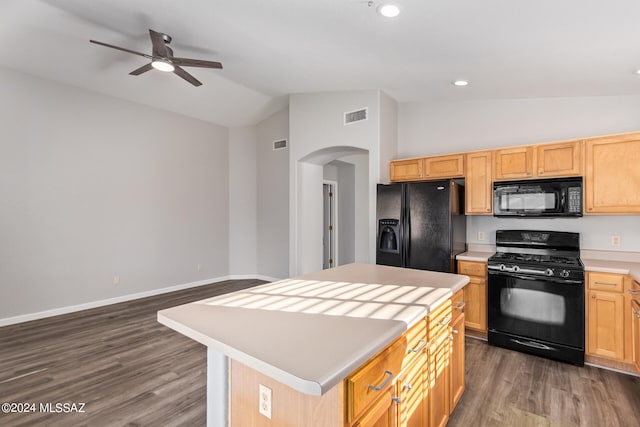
[
  {"left": 499, "top": 264, "right": 507, "bottom": 271},
  {"left": 560, "top": 270, "right": 570, "bottom": 278},
  {"left": 545, "top": 268, "right": 554, "bottom": 276},
  {"left": 512, "top": 265, "right": 520, "bottom": 273}
]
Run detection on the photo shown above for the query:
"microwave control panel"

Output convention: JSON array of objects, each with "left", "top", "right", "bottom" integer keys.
[{"left": 567, "top": 187, "right": 582, "bottom": 213}]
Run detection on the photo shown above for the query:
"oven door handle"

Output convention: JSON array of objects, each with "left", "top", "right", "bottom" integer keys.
[
  {"left": 511, "top": 339, "right": 555, "bottom": 351},
  {"left": 489, "top": 270, "right": 583, "bottom": 285}
]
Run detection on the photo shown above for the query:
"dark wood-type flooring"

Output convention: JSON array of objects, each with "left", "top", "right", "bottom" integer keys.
[
  {"left": 1, "top": 280, "right": 639, "bottom": 426},
  {"left": 0, "top": 280, "right": 263, "bottom": 427}
]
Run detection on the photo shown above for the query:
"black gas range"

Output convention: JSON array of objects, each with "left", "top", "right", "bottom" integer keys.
[{"left": 487, "top": 230, "right": 585, "bottom": 366}]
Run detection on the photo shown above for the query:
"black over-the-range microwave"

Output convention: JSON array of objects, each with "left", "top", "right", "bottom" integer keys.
[{"left": 493, "top": 177, "right": 583, "bottom": 217}]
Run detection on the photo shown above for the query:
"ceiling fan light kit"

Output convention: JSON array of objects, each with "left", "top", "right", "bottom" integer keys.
[
  {"left": 151, "top": 60, "right": 175, "bottom": 72},
  {"left": 377, "top": 3, "right": 401, "bottom": 18},
  {"left": 90, "top": 29, "right": 222, "bottom": 86}
]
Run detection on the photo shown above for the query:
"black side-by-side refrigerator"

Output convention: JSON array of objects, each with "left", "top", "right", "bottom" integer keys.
[{"left": 376, "top": 180, "right": 467, "bottom": 273}]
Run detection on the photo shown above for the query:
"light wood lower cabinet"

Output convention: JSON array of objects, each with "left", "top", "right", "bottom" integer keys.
[
  {"left": 457, "top": 261, "right": 487, "bottom": 333},
  {"left": 449, "top": 313, "right": 465, "bottom": 411},
  {"left": 396, "top": 354, "right": 427, "bottom": 427},
  {"left": 586, "top": 272, "right": 625, "bottom": 361},
  {"left": 353, "top": 389, "right": 395, "bottom": 427},
  {"left": 632, "top": 299, "right": 640, "bottom": 373}
]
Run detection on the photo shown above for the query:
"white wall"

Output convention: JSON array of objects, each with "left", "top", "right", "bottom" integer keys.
[
  {"left": 340, "top": 154, "right": 370, "bottom": 263},
  {"left": 256, "top": 107, "right": 290, "bottom": 280},
  {"left": 398, "top": 95, "right": 640, "bottom": 252},
  {"left": 398, "top": 95, "right": 640, "bottom": 157},
  {"left": 229, "top": 127, "right": 257, "bottom": 276},
  {"left": 0, "top": 68, "right": 230, "bottom": 320},
  {"left": 289, "top": 91, "right": 382, "bottom": 275},
  {"left": 379, "top": 91, "right": 398, "bottom": 183}
]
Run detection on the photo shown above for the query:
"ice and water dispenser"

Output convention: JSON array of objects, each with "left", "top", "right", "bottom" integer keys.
[{"left": 378, "top": 219, "right": 400, "bottom": 254}]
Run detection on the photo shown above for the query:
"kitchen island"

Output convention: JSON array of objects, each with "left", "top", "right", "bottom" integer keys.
[{"left": 158, "top": 263, "right": 469, "bottom": 426}]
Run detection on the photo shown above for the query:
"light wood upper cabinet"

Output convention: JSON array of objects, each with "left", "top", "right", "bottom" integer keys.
[
  {"left": 390, "top": 158, "right": 424, "bottom": 182},
  {"left": 493, "top": 146, "right": 535, "bottom": 180},
  {"left": 465, "top": 151, "right": 493, "bottom": 214},
  {"left": 537, "top": 140, "right": 583, "bottom": 177},
  {"left": 584, "top": 133, "right": 640, "bottom": 214},
  {"left": 423, "top": 154, "right": 465, "bottom": 179}
]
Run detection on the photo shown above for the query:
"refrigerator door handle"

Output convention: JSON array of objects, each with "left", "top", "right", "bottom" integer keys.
[{"left": 402, "top": 184, "right": 411, "bottom": 266}]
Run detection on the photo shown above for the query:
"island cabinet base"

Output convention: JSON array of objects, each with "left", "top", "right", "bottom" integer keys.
[
  {"left": 229, "top": 359, "right": 344, "bottom": 427},
  {"left": 228, "top": 290, "right": 466, "bottom": 427}
]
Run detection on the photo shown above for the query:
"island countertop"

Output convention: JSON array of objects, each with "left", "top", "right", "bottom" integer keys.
[{"left": 157, "top": 263, "right": 469, "bottom": 396}]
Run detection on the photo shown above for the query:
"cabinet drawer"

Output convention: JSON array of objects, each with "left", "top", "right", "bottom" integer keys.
[
  {"left": 458, "top": 261, "right": 487, "bottom": 278},
  {"left": 428, "top": 299, "right": 453, "bottom": 340},
  {"left": 346, "top": 336, "right": 405, "bottom": 422},
  {"left": 588, "top": 272, "right": 624, "bottom": 292},
  {"left": 451, "top": 289, "right": 465, "bottom": 322},
  {"left": 401, "top": 319, "right": 428, "bottom": 371}
]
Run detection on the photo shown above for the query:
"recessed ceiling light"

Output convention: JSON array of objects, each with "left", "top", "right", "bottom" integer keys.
[
  {"left": 377, "top": 4, "right": 400, "bottom": 18},
  {"left": 635, "top": 69, "right": 640, "bottom": 75},
  {"left": 453, "top": 80, "right": 469, "bottom": 87}
]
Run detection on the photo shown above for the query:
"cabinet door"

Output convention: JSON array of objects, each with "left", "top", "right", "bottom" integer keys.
[
  {"left": 465, "top": 151, "right": 493, "bottom": 214},
  {"left": 424, "top": 154, "right": 464, "bottom": 179},
  {"left": 463, "top": 277, "right": 487, "bottom": 332},
  {"left": 428, "top": 336, "right": 450, "bottom": 427},
  {"left": 633, "top": 300, "right": 640, "bottom": 373},
  {"left": 537, "top": 140, "right": 583, "bottom": 177},
  {"left": 449, "top": 314, "right": 465, "bottom": 412},
  {"left": 353, "top": 390, "right": 395, "bottom": 427},
  {"left": 587, "top": 291, "right": 625, "bottom": 360},
  {"left": 390, "top": 159, "right": 424, "bottom": 182},
  {"left": 494, "top": 146, "right": 535, "bottom": 180},
  {"left": 396, "top": 355, "right": 426, "bottom": 427},
  {"left": 585, "top": 134, "right": 640, "bottom": 213}
]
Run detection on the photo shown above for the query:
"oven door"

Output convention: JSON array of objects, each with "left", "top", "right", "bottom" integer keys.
[{"left": 488, "top": 270, "right": 584, "bottom": 350}]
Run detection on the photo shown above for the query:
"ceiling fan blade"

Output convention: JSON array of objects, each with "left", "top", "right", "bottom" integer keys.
[
  {"left": 173, "top": 66, "right": 202, "bottom": 87},
  {"left": 171, "top": 57, "right": 223, "bottom": 69},
  {"left": 149, "top": 29, "right": 169, "bottom": 57},
  {"left": 129, "top": 63, "right": 154, "bottom": 75},
  {"left": 90, "top": 40, "right": 152, "bottom": 59}
]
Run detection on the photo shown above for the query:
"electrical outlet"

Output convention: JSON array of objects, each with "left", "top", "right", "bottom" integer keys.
[
  {"left": 258, "top": 384, "right": 272, "bottom": 419},
  {"left": 611, "top": 235, "right": 621, "bottom": 247},
  {"left": 477, "top": 231, "right": 485, "bottom": 241},
  {"left": 113, "top": 275, "right": 120, "bottom": 285}
]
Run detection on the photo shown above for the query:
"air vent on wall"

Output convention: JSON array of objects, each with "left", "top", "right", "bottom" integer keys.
[
  {"left": 273, "top": 139, "right": 288, "bottom": 150},
  {"left": 344, "top": 107, "right": 368, "bottom": 125}
]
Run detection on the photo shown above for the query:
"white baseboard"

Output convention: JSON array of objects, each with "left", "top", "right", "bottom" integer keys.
[
  {"left": 0, "top": 275, "right": 278, "bottom": 328},
  {"left": 228, "top": 274, "right": 282, "bottom": 282}
]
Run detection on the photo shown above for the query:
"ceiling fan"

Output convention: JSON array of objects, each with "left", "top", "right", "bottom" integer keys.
[{"left": 90, "top": 29, "right": 223, "bottom": 87}]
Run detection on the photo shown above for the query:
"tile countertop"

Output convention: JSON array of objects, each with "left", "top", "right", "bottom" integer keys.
[{"left": 157, "top": 263, "right": 469, "bottom": 396}]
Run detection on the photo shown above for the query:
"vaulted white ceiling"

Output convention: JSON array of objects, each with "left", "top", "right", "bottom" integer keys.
[{"left": 3, "top": 0, "right": 640, "bottom": 127}]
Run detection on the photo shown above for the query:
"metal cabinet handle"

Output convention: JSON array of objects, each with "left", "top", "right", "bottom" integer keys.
[
  {"left": 392, "top": 397, "right": 401, "bottom": 404},
  {"left": 454, "top": 301, "right": 466, "bottom": 310},
  {"left": 403, "top": 383, "right": 413, "bottom": 391},
  {"left": 368, "top": 370, "right": 394, "bottom": 391},
  {"left": 594, "top": 281, "right": 618, "bottom": 287},
  {"left": 437, "top": 316, "right": 452, "bottom": 326},
  {"left": 452, "top": 329, "right": 459, "bottom": 335},
  {"left": 628, "top": 289, "right": 640, "bottom": 295},
  {"left": 408, "top": 339, "right": 427, "bottom": 353}
]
